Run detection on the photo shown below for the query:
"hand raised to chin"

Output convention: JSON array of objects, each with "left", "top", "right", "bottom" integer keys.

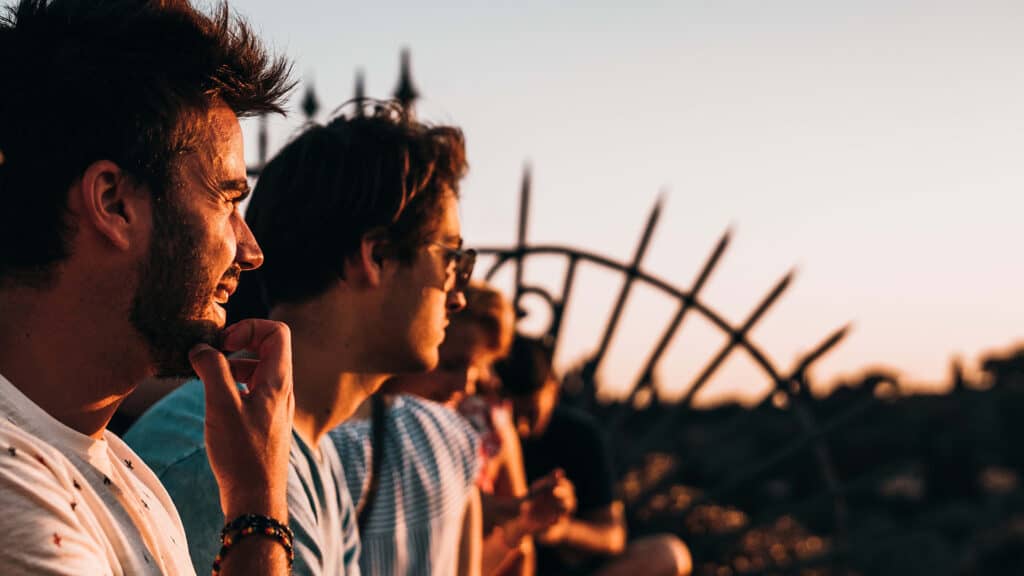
[{"left": 189, "top": 319, "right": 294, "bottom": 522}]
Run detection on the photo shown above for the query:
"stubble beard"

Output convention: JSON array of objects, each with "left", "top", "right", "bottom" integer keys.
[{"left": 129, "top": 195, "right": 222, "bottom": 378}]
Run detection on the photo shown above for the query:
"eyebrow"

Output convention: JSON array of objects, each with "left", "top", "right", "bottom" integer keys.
[
  {"left": 440, "top": 235, "right": 464, "bottom": 248},
  {"left": 219, "top": 179, "right": 252, "bottom": 202}
]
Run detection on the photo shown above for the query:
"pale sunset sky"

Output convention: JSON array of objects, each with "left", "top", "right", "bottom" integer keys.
[{"left": 231, "top": 0, "right": 1024, "bottom": 406}]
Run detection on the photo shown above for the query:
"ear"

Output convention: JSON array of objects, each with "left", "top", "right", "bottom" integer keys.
[
  {"left": 342, "top": 233, "right": 389, "bottom": 289},
  {"left": 73, "top": 160, "right": 146, "bottom": 252}
]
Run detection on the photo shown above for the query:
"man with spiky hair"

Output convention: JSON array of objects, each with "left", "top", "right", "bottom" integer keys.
[{"left": 0, "top": 1, "right": 295, "bottom": 574}]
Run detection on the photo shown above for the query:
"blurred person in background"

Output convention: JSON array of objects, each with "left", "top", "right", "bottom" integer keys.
[
  {"left": 126, "top": 103, "right": 470, "bottom": 575},
  {"left": 496, "top": 337, "right": 693, "bottom": 576},
  {"left": 371, "top": 282, "right": 575, "bottom": 576}
]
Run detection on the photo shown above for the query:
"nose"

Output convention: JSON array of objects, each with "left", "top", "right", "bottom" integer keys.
[
  {"left": 233, "top": 213, "right": 264, "bottom": 271},
  {"left": 446, "top": 287, "right": 467, "bottom": 314}
]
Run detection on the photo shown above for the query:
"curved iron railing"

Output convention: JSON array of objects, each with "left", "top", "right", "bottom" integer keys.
[
  {"left": 245, "top": 56, "right": 907, "bottom": 574},
  {"left": 475, "top": 167, "right": 872, "bottom": 573}
]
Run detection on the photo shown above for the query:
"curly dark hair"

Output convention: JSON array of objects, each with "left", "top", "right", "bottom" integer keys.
[
  {"left": 0, "top": 0, "right": 294, "bottom": 285},
  {"left": 231, "top": 100, "right": 468, "bottom": 317}
]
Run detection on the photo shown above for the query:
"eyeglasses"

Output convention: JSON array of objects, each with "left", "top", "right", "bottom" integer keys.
[{"left": 429, "top": 241, "right": 476, "bottom": 291}]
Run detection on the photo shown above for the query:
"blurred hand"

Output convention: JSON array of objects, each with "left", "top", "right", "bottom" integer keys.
[
  {"left": 189, "top": 319, "right": 294, "bottom": 521},
  {"left": 535, "top": 516, "right": 571, "bottom": 546},
  {"left": 520, "top": 469, "right": 576, "bottom": 534}
]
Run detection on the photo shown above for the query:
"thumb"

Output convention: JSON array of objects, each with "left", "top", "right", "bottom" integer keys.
[{"left": 190, "top": 344, "right": 242, "bottom": 412}]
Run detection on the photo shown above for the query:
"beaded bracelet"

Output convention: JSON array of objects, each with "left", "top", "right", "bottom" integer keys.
[{"left": 211, "top": 513, "right": 294, "bottom": 575}]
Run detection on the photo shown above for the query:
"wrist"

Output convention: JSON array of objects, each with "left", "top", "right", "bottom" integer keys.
[
  {"left": 223, "top": 492, "right": 288, "bottom": 523},
  {"left": 213, "top": 513, "right": 294, "bottom": 575},
  {"left": 500, "top": 520, "right": 528, "bottom": 549}
]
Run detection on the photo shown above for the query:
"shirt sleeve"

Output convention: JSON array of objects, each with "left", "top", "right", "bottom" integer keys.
[{"left": 0, "top": 431, "right": 110, "bottom": 575}]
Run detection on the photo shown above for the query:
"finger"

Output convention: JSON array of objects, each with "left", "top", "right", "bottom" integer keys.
[
  {"left": 221, "top": 319, "right": 291, "bottom": 360},
  {"left": 227, "top": 358, "right": 260, "bottom": 384},
  {"left": 221, "top": 319, "right": 292, "bottom": 396},
  {"left": 528, "top": 474, "right": 559, "bottom": 495},
  {"left": 190, "top": 344, "right": 242, "bottom": 412}
]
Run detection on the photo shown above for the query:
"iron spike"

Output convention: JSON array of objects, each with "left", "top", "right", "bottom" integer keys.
[
  {"left": 628, "top": 227, "right": 732, "bottom": 400},
  {"left": 394, "top": 48, "right": 420, "bottom": 115},
  {"left": 791, "top": 323, "right": 852, "bottom": 377},
  {"left": 301, "top": 81, "right": 320, "bottom": 120},
  {"left": 513, "top": 164, "right": 532, "bottom": 318},
  {"left": 353, "top": 69, "right": 366, "bottom": 116}
]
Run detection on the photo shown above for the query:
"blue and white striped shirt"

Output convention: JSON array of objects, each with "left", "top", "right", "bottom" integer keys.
[{"left": 331, "top": 395, "right": 480, "bottom": 576}]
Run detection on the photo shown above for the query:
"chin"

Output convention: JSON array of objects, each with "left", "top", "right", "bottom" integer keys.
[
  {"left": 149, "top": 318, "right": 221, "bottom": 378},
  {"left": 414, "top": 346, "right": 441, "bottom": 372},
  {"left": 443, "top": 392, "right": 465, "bottom": 408},
  {"left": 205, "top": 302, "right": 228, "bottom": 329}
]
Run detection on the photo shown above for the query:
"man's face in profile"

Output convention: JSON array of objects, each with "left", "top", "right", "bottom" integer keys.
[
  {"left": 396, "top": 321, "right": 502, "bottom": 407},
  {"left": 130, "top": 105, "right": 262, "bottom": 377},
  {"left": 379, "top": 190, "right": 465, "bottom": 373}
]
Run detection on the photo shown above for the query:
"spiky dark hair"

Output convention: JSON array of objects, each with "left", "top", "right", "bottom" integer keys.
[{"left": 0, "top": 0, "right": 294, "bottom": 284}]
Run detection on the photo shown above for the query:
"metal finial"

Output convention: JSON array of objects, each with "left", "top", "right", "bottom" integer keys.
[
  {"left": 354, "top": 69, "right": 366, "bottom": 116},
  {"left": 257, "top": 115, "right": 268, "bottom": 168},
  {"left": 301, "top": 82, "right": 320, "bottom": 120},
  {"left": 393, "top": 48, "right": 420, "bottom": 114}
]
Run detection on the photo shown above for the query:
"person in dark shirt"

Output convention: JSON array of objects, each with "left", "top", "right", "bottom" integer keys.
[{"left": 496, "top": 336, "right": 692, "bottom": 576}]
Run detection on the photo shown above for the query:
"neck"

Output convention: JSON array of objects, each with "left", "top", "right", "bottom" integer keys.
[
  {"left": 271, "top": 302, "right": 390, "bottom": 449},
  {"left": 0, "top": 281, "right": 148, "bottom": 439}
]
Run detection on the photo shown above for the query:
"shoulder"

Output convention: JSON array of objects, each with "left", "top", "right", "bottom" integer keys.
[
  {"left": 393, "top": 395, "right": 480, "bottom": 464},
  {"left": 550, "top": 406, "right": 604, "bottom": 441},
  {"left": 0, "top": 422, "right": 109, "bottom": 572},
  {"left": 329, "top": 416, "right": 371, "bottom": 469},
  {"left": 0, "top": 418, "right": 78, "bottom": 493},
  {"left": 123, "top": 379, "right": 206, "bottom": 475}
]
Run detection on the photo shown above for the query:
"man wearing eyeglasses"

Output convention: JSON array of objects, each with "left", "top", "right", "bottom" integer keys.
[{"left": 125, "top": 104, "right": 475, "bottom": 575}]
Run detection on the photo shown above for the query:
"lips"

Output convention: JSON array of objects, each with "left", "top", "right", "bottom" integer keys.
[{"left": 213, "top": 282, "right": 236, "bottom": 305}]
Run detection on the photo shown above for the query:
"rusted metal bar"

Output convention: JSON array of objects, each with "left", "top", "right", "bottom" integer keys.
[
  {"left": 393, "top": 47, "right": 419, "bottom": 113},
  {"left": 512, "top": 166, "right": 530, "bottom": 318},
  {"left": 353, "top": 69, "right": 366, "bottom": 116},
  {"left": 787, "top": 324, "right": 851, "bottom": 391},
  {"left": 257, "top": 115, "right": 268, "bottom": 171},
  {"left": 246, "top": 115, "right": 270, "bottom": 177},
  {"left": 678, "top": 270, "right": 795, "bottom": 408},
  {"left": 548, "top": 255, "right": 580, "bottom": 356},
  {"left": 630, "top": 228, "right": 732, "bottom": 401},
  {"left": 475, "top": 245, "right": 787, "bottom": 386},
  {"left": 780, "top": 327, "right": 854, "bottom": 563},
  {"left": 301, "top": 82, "right": 320, "bottom": 120},
  {"left": 626, "top": 324, "right": 852, "bottom": 499},
  {"left": 587, "top": 195, "right": 664, "bottom": 377}
]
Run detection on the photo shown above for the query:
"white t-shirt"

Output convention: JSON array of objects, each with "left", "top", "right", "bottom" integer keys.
[{"left": 0, "top": 373, "right": 195, "bottom": 575}]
